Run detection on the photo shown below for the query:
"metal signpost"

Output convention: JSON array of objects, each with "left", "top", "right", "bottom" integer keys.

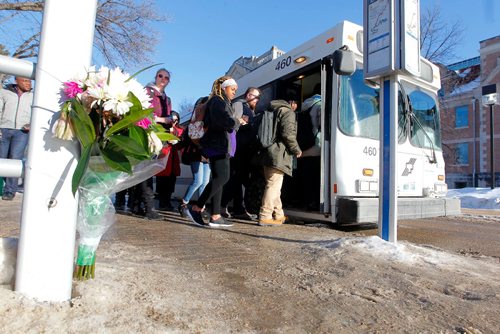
[{"left": 364, "top": 0, "right": 420, "bottom": 243}]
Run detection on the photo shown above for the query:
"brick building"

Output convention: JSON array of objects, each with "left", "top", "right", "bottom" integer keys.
[{"left": 440, "top": 35, "right": 500, "bottom": 188}]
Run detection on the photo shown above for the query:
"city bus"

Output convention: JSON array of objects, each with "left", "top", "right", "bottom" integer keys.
[{"left": 175, "top": 20, "right": 460, "bottom": 223}]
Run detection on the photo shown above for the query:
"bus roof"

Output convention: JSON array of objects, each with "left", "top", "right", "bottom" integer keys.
[{"left": 231, "top": 20, "right": 440, "bottom": 96}]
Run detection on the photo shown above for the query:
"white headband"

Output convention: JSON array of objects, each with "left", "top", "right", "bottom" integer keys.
[{"left": 221, "top": 78, "right": 237, "bottom": 89}]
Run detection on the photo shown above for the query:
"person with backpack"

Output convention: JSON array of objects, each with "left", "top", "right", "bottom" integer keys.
[
  {"left": 220, "top": 87, "right": 261, "bottom": 221},
  {"left": 296, "top": 84, "right": 322, "bottom": 211},
  {"left": 253, "top": 100, "right": 302, "bottom": 226},
  {"left": 187, "top": 76, "right": 241, "bottom": 227},
  {"left": 177, "top": 97, "right": 211, "bottom": 218}
]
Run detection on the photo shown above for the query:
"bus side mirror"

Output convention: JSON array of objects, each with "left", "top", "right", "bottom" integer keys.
[{"left": 332, "top": 46, "right": 355, "bottom": 76}]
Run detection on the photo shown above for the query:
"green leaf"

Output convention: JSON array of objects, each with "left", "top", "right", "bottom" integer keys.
[
  {"left": 105, "top": 107, "right": 153, "bottom": 137},
  {"left": 72, "top": 144, "right": 92, "bottom": 195},
  {"left": 126, "top": 63, "right": 163, "bottom": 82},
  {"left": 148, "top": 123, "right": 179, "bottom": 142},
  {"left": 129, "top": 125, "right": 149, "bottom": 152},
  {"left": 106, "top": 68, "right": 111, "bottom": 86},
  {"left": 109, "top": 134, "right": 150, "bottom": 158},
  {"left": 155, "top": 132, "right": 178, "bottom": 142},
  {"left": 69, "top": 100, "right": 96, "bottom": 147},
  {"left": 127, "top": 91, "right": 142, "bottom": 111},
  {"left": 100, "top": 144, "right": 132, "bottom": 174}
]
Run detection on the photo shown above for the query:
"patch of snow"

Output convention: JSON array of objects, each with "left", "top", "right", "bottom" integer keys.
[{"left": 447, "top": 187, "right": 500, "bottom": 210}]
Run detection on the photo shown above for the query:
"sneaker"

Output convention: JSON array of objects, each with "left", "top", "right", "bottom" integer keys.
[
  {"left": 274, "top": 216, "right": 288, "bottom": 224},
  {"left": 258, "top": 218, "right": 283, "bottom": 226},
  {"left": 145, "top": 210, "right": 162, "bottom": 220},
  {"left": 188, "top": 208, "right": 208, "bottom": 227},
  {"left": 2, "top": 192, "right": 15, "bottom": 201},
  {"left": 209, "top": 216, "right": 233, "bottom": 227},
  {"left": 220, "top": 207, "right": 232, "bottom": 219},
  {"left": 132, "top": 206, "right": 146, "bottom": 217},
  {"left": 232, "top": 211, "right": 258, "bottom": 221},
  {"left": 178, "top": 203, "right": 189, "bottom": 218}
]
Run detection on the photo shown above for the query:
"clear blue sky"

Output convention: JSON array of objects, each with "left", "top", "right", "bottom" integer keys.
[{"left": 133, "top": 0, "right": 499, "bottom": 115}]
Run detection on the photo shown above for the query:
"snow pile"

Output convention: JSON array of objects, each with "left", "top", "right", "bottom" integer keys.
[
  {"left": 447, "top": 187, "right": 500, "bottom": 210},
  {"left": 323, "top": 236, "right": 465, "bottom": 265},
  {"left": 0, "top": 238, "right": 18, "bottom": 285},
  {"left": 321, "top": 236, "right": 499, "bottom": 280}
]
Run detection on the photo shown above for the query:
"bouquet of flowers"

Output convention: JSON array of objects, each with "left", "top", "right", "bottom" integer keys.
[{"left": 53, "top": 65, "right": 176, "bottom": 280}]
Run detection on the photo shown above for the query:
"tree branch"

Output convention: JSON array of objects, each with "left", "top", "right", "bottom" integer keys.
[{"left": 0, "top": 2, "right": 43, "bottom": 12}]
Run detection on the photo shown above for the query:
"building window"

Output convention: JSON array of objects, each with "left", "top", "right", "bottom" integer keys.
[
  {"left": 455, "top": 105, "right": 468, "bottom": 128},
  {"left": 455, "top": 142, "right": 469, "bottom": 165}
]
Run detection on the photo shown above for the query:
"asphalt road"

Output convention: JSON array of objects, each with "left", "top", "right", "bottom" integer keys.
[{"left": 1, "top": 194, "right": 499, "bottom": 260}]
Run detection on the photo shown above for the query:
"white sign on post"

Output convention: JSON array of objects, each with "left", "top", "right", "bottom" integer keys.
[
  {"left": 400, "top": 0, "right": 421, "bottom": 76},
  {"left": 364, "top": 0, "right": 395, "bottom": 79}
]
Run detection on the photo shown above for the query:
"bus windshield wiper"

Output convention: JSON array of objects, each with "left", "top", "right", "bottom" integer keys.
[
  {"left": 398, "top": 82, "right": 437, "bottom": 164},
  {"left": 407, "top": 96, "right": 438, "bottom": 164}
]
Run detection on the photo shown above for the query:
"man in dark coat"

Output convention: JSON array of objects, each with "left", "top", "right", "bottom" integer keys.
[{"left": 253, "top": 100, "right": 302, "bottom": 226}]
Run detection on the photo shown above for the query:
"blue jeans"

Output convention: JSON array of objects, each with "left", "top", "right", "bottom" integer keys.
[
  {"left": 0, "top": 128, "right": 29, "bottom": 194},
  {"left": 182, "top": 161, "right": 211, "bottom": 204}
]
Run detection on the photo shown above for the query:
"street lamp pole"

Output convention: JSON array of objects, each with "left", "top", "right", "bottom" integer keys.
[
  {"left": 490, "top": 104, "right": 495, "bottom": 189},
  {"left": 482, "top": 84, "right": 498, "bottom": 189}
]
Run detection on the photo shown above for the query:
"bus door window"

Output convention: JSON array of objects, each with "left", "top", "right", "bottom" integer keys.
[{"left": 405, "top": 85, "right": 442, "bottom": 151}]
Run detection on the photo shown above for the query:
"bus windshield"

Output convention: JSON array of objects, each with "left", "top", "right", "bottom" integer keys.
[
  {"left": 338, "top": 70, "right": 441, "bottom": 151},
  {"left": 403, "top": 82, "right": 442, "bottom": 150}
]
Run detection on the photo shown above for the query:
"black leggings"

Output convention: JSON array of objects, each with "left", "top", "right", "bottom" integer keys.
[{"left": 197, "top": 156, "right": 230, "bottom": 215}]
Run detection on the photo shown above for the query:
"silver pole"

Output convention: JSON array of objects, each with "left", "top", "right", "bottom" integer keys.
[
  {"left": 0, "top": 55, "right": 36, "bottom": 79},
  {"left": 0, "top": 158, "right": 23, "bottom": 177}
]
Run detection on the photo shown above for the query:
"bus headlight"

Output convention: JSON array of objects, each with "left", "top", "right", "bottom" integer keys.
[
  {"left": 362, "top": 168, "right": 374, "bottom": 177},
  {"left": 434, "top": 183, "right": 447, "bottom": 195},
  {"left": 357, "top": 179, "right": 378, "bottom": 193}
]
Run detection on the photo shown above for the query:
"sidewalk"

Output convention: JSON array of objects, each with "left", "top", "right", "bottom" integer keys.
[{"left": 1, "top": 195, "right": 499, "bottom": 333}]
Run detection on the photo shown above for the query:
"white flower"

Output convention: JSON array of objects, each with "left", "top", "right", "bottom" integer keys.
[
  {"left": 126, "top": 79, "right": 152, "bottom": 109},
  {"left": 52, "top": 112, "right": 75, "bottom": 140},
  {"left": 147, "top": 132, "right": 163, "bottom": 155},
  {"left": 102, "top": 99, "right": 133, "bottom": 115}
]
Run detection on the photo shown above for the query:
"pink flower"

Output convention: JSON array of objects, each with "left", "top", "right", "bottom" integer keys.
[
  {"left": 136, "top": 117, "right": 152, "bottom": 129},
  {"left": 63, "top": 81, "right": 83, "bottom": 98}
]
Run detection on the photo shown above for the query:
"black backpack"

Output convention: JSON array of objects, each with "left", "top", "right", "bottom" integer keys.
[
  {"left": 296, "top": 102, "right": 320, "bottom": 151},
  {"left": 256, "top": 109, "right": 277, "bottom": 149}
]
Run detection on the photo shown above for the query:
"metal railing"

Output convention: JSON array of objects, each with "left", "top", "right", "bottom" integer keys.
[{"left": 0, "top": 55, "right": 36, "bottom": 178}]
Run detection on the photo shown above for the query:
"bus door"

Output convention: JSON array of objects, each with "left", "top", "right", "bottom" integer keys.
[{"left": 320, "top": 55, "right": 336, "bottom": 219}]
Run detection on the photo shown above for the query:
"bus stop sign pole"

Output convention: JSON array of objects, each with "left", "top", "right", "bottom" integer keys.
[
  {"left": 379, "top": 77, "right": 398, "bottom": 242},
  {"left": 364, "top": 0, "right": 421, "bottom": 243}
]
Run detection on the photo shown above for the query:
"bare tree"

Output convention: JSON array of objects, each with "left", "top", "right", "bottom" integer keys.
[
  {"left": 0, "top": 0, "right": 167, "bottom": 68},
  {"left": 0, "top": 44, "right": 8, "bottom": 56},
  {"left": 420, "top": 5, "right": 465, "bottom": 64},
  {"left": 177, "top": 99, "right": 196, "bottom": 124}
]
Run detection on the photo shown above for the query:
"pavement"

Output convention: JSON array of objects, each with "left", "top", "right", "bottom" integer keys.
[{"left": 2, "top": 193, "right": 499, "bottom": 332}]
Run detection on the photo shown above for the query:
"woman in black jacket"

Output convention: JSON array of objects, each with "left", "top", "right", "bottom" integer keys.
[{"left": 188, "top": 75, "right": 242, "bottom": 227}]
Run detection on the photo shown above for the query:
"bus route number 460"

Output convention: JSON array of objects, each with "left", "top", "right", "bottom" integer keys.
[
  {"left": 275, "top": 56, "right": 292, "bottom": 71},
  {"left": 363, "top": 146, "right": 377, "bottom": 156}
]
